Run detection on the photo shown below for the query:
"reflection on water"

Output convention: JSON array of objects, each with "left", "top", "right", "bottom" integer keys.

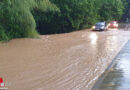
[
  {"left": 92, "top": 40, "right": 130, "bottom": 90},
  {"left": 108, "top": 28, "right": 118, "bottom": 31},
  {"left": 89, "top": 33, "right": 98, "bottom": 45},
  {"left": 81, "top": 30, "right": 129, "bottom": 90},
  {"left": 105, "top": 32, "right": 118, "bottom": 52}
]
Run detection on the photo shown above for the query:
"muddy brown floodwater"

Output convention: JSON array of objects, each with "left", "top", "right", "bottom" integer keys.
[{"left": 0, "top": 29, "right": 130, "bottom": 90}]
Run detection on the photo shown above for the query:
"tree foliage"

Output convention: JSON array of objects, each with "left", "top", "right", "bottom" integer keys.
[
  {"left": 122, "top": 0, "right": 130, "bottom": 22},
  {"left": 0, "top": 0, "right": 58, "bottom": 40},
  {"left": 0, "top": 0, "right": 127, "bottom": 40},
  {"left": 34, "top": 0, "right": 126, "bottom": 34},
  {"left": 99, "top": 0, "right": 124, "bottom": 21}
]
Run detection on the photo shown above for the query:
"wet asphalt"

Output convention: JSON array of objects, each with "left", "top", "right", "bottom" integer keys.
[{"left": 92, "top": 40, "right": 130, "bottom": 90}]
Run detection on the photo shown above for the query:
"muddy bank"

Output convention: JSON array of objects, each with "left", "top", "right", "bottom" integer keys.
[{"left": 0, "top": 29, "right": 130, "bottom": 90}]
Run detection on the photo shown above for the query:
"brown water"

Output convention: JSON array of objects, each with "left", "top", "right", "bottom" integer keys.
[
  {"left": 0, "top": 29, "right": 130, "bottom": 90},
  {"left": 92, "top": 40, "right": 130, "bottom": 90}
]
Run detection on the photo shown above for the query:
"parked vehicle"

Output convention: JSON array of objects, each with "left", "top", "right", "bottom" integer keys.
[
  {"left": 107, "top": 21, "right": 118, "bottom": 28},
  {"left": 92, "top": 22, "right": 107, "bottom": 31}
]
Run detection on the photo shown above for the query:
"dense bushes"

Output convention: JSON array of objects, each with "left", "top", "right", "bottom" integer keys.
[
  {"left": 33, "top": 0, "right": 100, "bottom": 34},
  {"left": 122, "top": 0, "right": 130, "bottom": 22},
  {"left": 0, "top": 0, "right": 58, "bottom": 41},
  {"left": 99, "top": 0, "right": 125, "bottom": 21},
  {"left": 0, "top": 0, "right": 127, "bottom": 40},
  {"left": 34, "top": 0, "right": 126, "bottom": 34}
]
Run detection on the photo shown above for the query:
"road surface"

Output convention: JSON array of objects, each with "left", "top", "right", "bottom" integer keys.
[
  {"left": 92, "top": 40, "right": 130, "bottom": 90},
  {"left": 0, "top": 29, "right": 130, "bottom": 90}
]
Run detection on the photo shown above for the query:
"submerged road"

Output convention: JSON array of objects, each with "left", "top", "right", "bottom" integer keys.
[
  {"left": 92, "top": 40, "right": 130, "bottom": 90},
  {"left": 0, "top": 29, "right": 130, "bottom": 90}
]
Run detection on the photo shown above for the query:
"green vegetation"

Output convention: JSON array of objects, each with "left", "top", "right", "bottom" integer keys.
[
  {"left": 0, "top": 0, "right": 58, "bottom": 41},
  {"left": 99, "top": 0, "right": 125, "bottom": 21},
  {"left": 122, "top": 0, "right": 130, "bottom": 22},
  {"left": 33, "top": 0, "right": 126, "bottom": 34},
  {"left": 0, "top": 0, "right": 127, "bottom": 40}
]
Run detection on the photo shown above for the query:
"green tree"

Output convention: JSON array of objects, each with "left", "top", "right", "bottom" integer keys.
[
  {"left": 0, "top": 0, "right": 58, "bottom": 41},
  {"left": 0, "top": 0, "right": 126, "bottom": 40},
  {"left": 99, "top": 0, "right": 125, "bottom": 21},
  {"left": 34, "top": 0, "right": 125, "bottom": 34}
]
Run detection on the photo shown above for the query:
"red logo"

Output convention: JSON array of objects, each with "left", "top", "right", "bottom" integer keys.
[
  {"left": 0, "top": 77, "right": 7, "bottom": 89},
  {"left": 0, "top": 77, "right": 5, "bottom": 87}
]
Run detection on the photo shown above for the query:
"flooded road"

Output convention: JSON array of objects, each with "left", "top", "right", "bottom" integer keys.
[
  {"left": 92, "top": 40, "right": 130, "bottom": 90},
  {"left": 0, "top": 29, "right": 130, "bottom": 90}
]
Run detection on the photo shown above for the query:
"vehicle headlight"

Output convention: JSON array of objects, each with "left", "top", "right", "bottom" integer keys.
[
  {"left": 113, "top": 23, "right": 118, "bottom": 27},
  {"left": 108, "top": 24, "right": 110, "bottom": 26},
  {"left": 92, "top": 26, "right": 95, "bottom": 29}
]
